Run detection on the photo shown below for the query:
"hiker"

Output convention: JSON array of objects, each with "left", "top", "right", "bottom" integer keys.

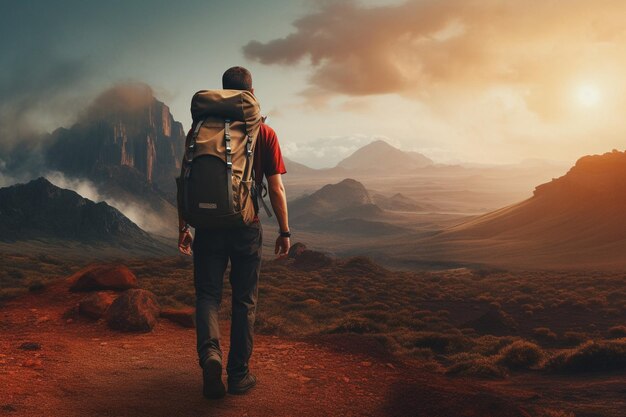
[{"left": 176, "top": 66, "right": 290, "bottom": 399}]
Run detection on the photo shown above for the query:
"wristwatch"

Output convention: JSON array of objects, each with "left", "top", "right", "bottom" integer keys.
[
  {"left": 180, "top": 224, "right": 190, "bottom": 233},
  {"left": 279, "top": 230, "right": 291, "bottom": 238}
]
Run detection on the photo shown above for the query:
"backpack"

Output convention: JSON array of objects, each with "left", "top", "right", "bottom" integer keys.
[{"left": 176, "top": 89, "right": 271, "bottom": 229}]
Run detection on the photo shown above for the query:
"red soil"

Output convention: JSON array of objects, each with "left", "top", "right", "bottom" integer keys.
[{"left": 0, "top": 281, "right": 537, "bottom": 417}]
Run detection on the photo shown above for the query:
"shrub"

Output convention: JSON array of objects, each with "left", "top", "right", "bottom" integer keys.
[
  {"left": 561, "top": 331, "right": 588, "bottom": 347},
  {"left": 496, "top": 340, "right": 545, "bottom": 370},
  {"left": 608, "top": 325, "right": 626, "bottom": 339},
  {"left": 410, "top": 332, "right": 474, "bottom": 354},
  {"left": 328, "top": 317, "right": 382, "bottom": 334},
  {"left": 446, "top": 354, "right": 508, "bottom": 379},
  {"left": 536, "top": 409, "right": 575, "bottom": 417},
  {"left": 0, "top": 288, "right": 24, "bottom": 301},
  {"left": 471, "top": 335, "right": 516, "bottom": 356},
  {"left": 533, "top": 327, "right": 558, "bottom": 342},
  {"left": 28, "top": 280, "right": 46, "bottom": 293},
  {"left": 548, "top": 338, "right": 626, "bottom": 373}
]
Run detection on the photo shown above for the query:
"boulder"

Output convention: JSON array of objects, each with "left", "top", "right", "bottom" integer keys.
[
  {"left": 293, "top": 250, "right": 334, "bottom": 271},
  {"left": 287, "top": 242, "right": 307, "bottom": 259},
  {"left": 160, "top": 308, "right": 195, "bottom": 328},
  {"left": 78, "top": 292, "right": 116, "bottom": 319},
  {"left": 105, "top": 289, "right": 160, "bottom": 332},
  {"left": 463, "top": 307, "right": 518, "bottom": 336},
  {"left": 68, "top": 265, "right": 138, "bottom": 292},
  {"left": 18, "top": 342, "right": 41, "bottom": 351}
]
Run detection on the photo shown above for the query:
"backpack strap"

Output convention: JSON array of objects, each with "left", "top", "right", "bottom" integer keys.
[
  {"left": 185, "top": 118, "right": 205, "bottom": 161},
  {"left": 224, "top": 120, "right": 234, "bottom": 212},
  {"left": 183, "top": 118, "right": 206, "bottom": 214},
  {"left": 258, "top": 182, "right": 273, "bottom": 217},
  {"left": 249, "top": 159, "right": 273, "bottom": 218}
]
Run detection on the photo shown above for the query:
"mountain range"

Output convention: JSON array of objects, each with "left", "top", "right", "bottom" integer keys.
[
  {"left": 289, "top": 178, "right": 406, "bottom": 235},
  {"left": 0, "top": 177, "right": 171, "bottom": 257},
  {"left": 408, "top": 150, "right": 626, "bottom": 269}
]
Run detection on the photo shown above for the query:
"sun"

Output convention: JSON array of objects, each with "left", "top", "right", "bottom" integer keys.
[{"left": 575, "top": 84, "right": 601, "bottom": 108}]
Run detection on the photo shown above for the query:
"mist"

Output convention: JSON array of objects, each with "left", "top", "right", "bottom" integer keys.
[{"left": 44, "top": 172, "right": 171, "bottom": 237}]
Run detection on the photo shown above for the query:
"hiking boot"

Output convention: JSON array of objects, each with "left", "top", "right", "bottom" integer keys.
[
  {"left": 202, "top": 358, "right": 226, "bottom": 399},
  {"left": 227, "top": 373, "right": 257, "bottom": 395}
]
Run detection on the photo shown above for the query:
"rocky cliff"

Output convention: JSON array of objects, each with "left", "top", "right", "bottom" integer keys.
[{"left": 44, "top": 84, "right": 185, "bottom": 199}]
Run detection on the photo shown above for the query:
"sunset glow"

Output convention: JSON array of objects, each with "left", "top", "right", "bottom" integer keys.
[{"left": 575, "top": 84, "right": 601, "bottom": 108}]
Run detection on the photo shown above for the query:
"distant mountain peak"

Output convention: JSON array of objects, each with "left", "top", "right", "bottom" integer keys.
[
  {"left": 315, "top": 178, "right": 372, "bottom": 204},
  {"left": 337, "top": 140, "right": 432, "bottom": 171},
  {"left": 289, "top": 178, "right": 382, "bottom": 222}
]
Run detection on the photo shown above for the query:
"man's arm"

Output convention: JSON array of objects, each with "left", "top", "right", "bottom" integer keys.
[{"left": 267, "top": 173, "right": 290, "bottom": 258}]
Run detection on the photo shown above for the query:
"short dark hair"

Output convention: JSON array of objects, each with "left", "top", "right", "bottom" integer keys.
[{"left": 222, "top": 66, "right": 253, "bottom": 91}]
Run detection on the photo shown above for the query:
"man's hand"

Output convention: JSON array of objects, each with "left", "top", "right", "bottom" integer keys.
[
  {"left": 275, "top": 235, "right": 290, "bottom": 259},
  {"left": 178, "top": 229, "right": 193, "bottom": 256}
]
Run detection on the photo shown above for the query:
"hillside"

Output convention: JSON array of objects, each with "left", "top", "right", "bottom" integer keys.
[
  {"left": 283, "top": 157, "right": 318, "bottom": 176},
  {"left": 419, "top": 150, "right": 626, "bottom": 268},
  {"left": 0, "top": 178, "right": 171, "bottom": 256},
  {"left": 289, "top": 178, "right": 383, "bottom": 222}
]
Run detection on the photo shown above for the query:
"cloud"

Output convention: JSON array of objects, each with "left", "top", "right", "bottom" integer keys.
[
  {"left": 0, "top": 51, "right": 94, "bottom": 150},
  {"left": 244, "top": 0, "right": 626, "bottom": 119}
]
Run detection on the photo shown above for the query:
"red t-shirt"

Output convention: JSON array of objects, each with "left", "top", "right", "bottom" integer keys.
[{"left": 254, "top": 123, "right": 287, "bottom": 185}]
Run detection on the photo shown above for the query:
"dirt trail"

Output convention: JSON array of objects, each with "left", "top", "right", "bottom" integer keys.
[{"left": 0, "top": 282, "right": 535, "bottom": 417}]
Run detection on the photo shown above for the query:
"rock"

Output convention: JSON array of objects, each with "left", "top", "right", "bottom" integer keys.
[
  {"left": 463, "top": 307, "right": 518, "bottom": 336},
  {"left": 68, "top": 265, "right": 138, "bottom": 292},
  {"left": 160, "top": 308, "right": 195, "bottom": 328},
  {"left": 18, "top": 342, "right": 41, "bottom": 351},
  {"left": 287, "top": 242, "right": 307, "bottom": 259},
  {"left": 78, "top": 292, "right": 116, "bottom": 319},
  {"left": 293, "top": 250, "right": 334, "bottom": 271},
  {"left": 105, "top": 289, "right": 160, "bottom": 332}
]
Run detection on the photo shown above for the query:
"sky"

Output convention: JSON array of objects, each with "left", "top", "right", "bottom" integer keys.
[{"left": 1, "top": 0, "right": 626, "bottom": 168}]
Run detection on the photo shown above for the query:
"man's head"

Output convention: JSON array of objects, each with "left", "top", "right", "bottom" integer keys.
[{"left": 222, "top": 66, "right": 253, "bottom": 93}]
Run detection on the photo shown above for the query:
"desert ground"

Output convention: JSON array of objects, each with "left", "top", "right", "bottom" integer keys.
[{"left": 1, "top": 252, "right": 624, "bottom": 417}]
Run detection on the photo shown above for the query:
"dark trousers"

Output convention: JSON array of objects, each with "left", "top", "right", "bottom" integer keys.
[{"left": 192, "top": 223, "right": 262, "bottom": 380}]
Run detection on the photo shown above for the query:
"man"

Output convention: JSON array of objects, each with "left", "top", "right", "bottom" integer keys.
[{"left": 178, "top": 66, "right": 290, "bottom": 398}]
